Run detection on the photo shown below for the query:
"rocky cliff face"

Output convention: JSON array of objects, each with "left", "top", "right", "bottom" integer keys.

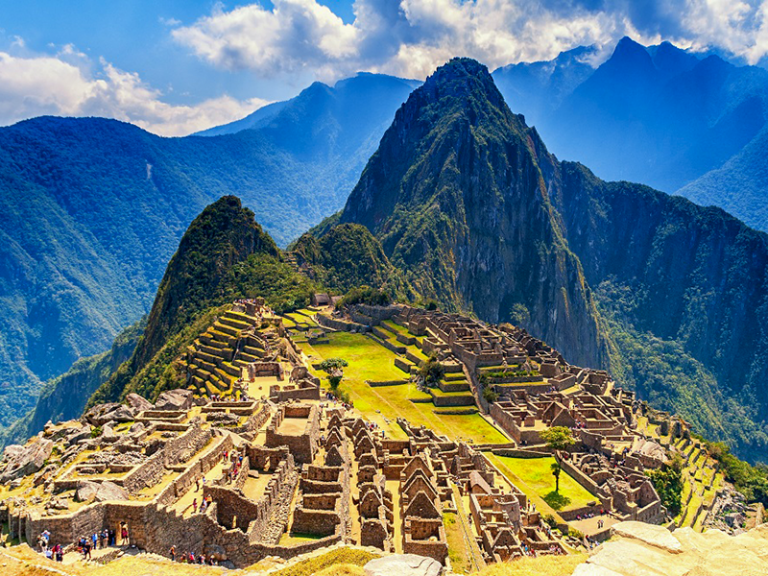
[
  {"left": 340, "top": 58, "right": 607, "bottom": 369},
  {"left": 550, "top": 163, "right": 768, "bottom": 456}
]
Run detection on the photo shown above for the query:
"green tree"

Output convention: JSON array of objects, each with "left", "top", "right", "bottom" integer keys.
[
  {"left": 482, "top": 386, "right": 498, "bottom": 403},
  {"left": 328, "top": 374, "right": 342, "bottom": 391},
  {"left": 551, "top": 461, "right": 562, "bottom": 493},
  {"left": 646, "top": 455, "right": 684, "bottom": 515},
  {"left": 540, "top": 426, "right": 576, "bottom": 457},
  {"left": 318, "top": 358, "right": 348, "bottom": 373}
]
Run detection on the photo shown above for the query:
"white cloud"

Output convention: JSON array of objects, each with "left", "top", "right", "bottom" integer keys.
[
  {"left": 171, "top": 0, "right": 768, "bottom": 81},
  {"left": 171, "top": 0, "right": 359, "bottom": 79},
  {"left": 0, "top": 47, "right": 269, "bottom": 136}
]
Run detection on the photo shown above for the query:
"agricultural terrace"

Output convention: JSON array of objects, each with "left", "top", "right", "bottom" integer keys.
[
  {"left": 486, "top": 454, "right": 596, "bottom": 514},
  {"left": 298, "top": 331, "right": 508, "bottom": 444}
]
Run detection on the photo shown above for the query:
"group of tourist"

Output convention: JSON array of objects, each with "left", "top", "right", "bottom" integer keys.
[
  {"left": 38, "top": 525, "right": 129, "bottom": 563},
  {"left": 191, "top": 495, "right": 213, "bottom": 514},
  {"left": 574, "top": 509, "right": 606, "bottom": 521},
  {"left": 169, "top": 545, "right": 218, "bottom": 565},
  {"left": 36, "top": 530, "right": 64, "bottom": 562}
]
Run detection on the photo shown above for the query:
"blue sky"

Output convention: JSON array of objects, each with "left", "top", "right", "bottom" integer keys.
[{"left": 1, "top": 0, "right": 767, "bottom": 136}]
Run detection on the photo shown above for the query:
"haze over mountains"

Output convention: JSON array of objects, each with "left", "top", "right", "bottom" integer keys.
[
  {"left": 0, "top": 72, "right": 416, "bottom": 431},
  {"left": 493, "top": 37, "right": 768, "bottom": 232}
]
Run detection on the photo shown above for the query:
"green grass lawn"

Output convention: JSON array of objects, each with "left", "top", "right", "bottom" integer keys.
[
  {"left": 487, "top": 454, "right": 596, "bottom": 512},
  {"left": 443, "top": 512, "right": 472, "bottom": 574},
  {"left": 382, "top": 319, "right": 411, "bottom": 335},
  {"left": 301, "top": 331, "right": 508, "bottom": 444}
]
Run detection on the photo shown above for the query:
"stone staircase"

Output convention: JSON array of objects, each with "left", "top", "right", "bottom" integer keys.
[{"left": 177, "top": 309, "right": 264, "bottom": 397}]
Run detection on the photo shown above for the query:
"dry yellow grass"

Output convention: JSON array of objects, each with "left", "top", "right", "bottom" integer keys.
[
  {"left": 474, "top": 553, "right": 587, "bottom": 576},
  {"left": 1, "top": 540, "right": 582, "bottom": 576},
  {"left": 313, "top": 565, "right": 366, "bottom": 576}
]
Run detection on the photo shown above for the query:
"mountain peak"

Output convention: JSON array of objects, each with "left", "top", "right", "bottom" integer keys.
[{"left": 423, "top": 57, "right": 495, "bottom": 93}]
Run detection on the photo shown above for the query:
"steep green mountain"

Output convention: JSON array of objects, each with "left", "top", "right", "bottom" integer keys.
[
  {"left": 551, "top": 167, "right": 768, "bottom": 460},
  {"left": 292, "top": 223, "right": 413, "bottom": 297},
  {"left": 328, "top": 58, "right": 768, "bottom": 461},
  {"left": 89, "top": 196, "right": 315, "bottom": 406},
  {"left": 339, "top": 58, "right": 607, "bottom": 370},
  {"left": 0, "top": 72, "right": 415, "bottom": 431}
]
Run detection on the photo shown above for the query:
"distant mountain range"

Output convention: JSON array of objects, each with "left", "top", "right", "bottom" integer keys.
[
  {"left": 492, "top": 37, "right": 768, "bottom": 232},
  {"left": 0, "top": 72, "right": 417, "bottom": 430}
]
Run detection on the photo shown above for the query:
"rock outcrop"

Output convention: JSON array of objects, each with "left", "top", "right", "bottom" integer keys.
[
  {"left": 364, "top": 554, "right": 442, "bottom": 576},
  {"left": 572, "top": 521, "right": 768, "bottom": 576},
  {"left": 155, "top": 389, "right": 194, "bottom": 411},
  {"left": 0, "top": 439, "right": 53, "bottom": 483}
]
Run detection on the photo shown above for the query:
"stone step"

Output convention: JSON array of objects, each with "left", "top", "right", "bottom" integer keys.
[
  {"left": 237, "top": 352, "right": 260, "bottom": 364},
  {"left": 195, "top": 350, "right": 222, "bottom": 366},
  {"left": 215, "top": 322, "right": 240, "bottom": 338},
  {"left": 243, "top": 345, "right": 264, "bottom": 358},
  {"left": 209, "top": 329, "right": 237, "bottom": 346},
  {"left": 215, "top": 367, "right": 235, "bottom": 384},
  {"left": 220, "top": 362, "right": 241, "bottom": 378},
  {"left": 223, "top": 310, "right": 258, "bottom": 324},
  {"left": 219, "top": 316, "right": 251, "bottom": 331}
]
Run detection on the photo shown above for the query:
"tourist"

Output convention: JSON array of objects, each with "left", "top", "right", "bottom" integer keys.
[
  {"left": 100, "top": 529, "right": 107, "bottom": 549},
  {"left": 55, "top": 544, "right": 64, "bottom": 562},
  {"left": 120, "top": 523, "right": 129, "bottom": 547},
  {"left": 192, "top": 498, "right": 198, "bottom": 513},
  {"left": 196, "top": 478, "right": 200, "bottom": 491},
  {"left": 83, "top": 538, "right": 92, "bottom": 560},
  {"left": 92, "top": 532, "right": 98, "bottom": 550},
  {"left": 109, "top": 528, "right": 116, "bottom": 546},
  {"left": 169, "top": 545, "right": 176, "bottom": 561}
]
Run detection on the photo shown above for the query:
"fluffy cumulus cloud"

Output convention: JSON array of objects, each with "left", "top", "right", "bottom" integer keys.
[
  {"left": 0, "top": 46, "right": 269, "bottom": 136},
  {"left": 171, "top": 0, "right": 768, "bottom": 80}
]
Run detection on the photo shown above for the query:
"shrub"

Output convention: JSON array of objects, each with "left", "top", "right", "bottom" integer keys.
[
  {"left": 337, "top": 286, "right": 391, "bottom": 308},
  {"left": 482, "top": 386, "right": 498, "bottom": 403}
]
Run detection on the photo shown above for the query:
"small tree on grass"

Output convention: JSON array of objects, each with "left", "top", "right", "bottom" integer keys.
[
  {"left": 541, "top": 427, "right": 575, "bottom": 494},
  {"left": 551, "top": 461, "right": 562, "bottom": 493},
  {"left": 318, "top": 358, "right": 348, "bottom": 373}
]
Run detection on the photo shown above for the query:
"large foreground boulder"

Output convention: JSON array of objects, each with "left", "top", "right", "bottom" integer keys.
[
  {"left": 96, "top": 481, "right": 129, "bottom": 502},
  {"left": 76, "top": 480, "right": 129, "bottom": 502},
  {"left": 125, "top": 393, "right": 154, "bottom": 412},
  {"left": 364, "top": 554, "right": 442, "bottom": 576},
  {"left": 0, "top": 439, "right": 54, "bottom": 483},
  {"left": 572, "top": 521, "right": 768, "bottom": 576},
  {"left": 75, "top": 480, "right": 100, "bottom": 502},
  {"left": 155, "top": 389, "right": 194, "bottom": 411}
]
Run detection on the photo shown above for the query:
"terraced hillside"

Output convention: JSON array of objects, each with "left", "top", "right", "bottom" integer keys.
[{"left": 176, "top": 309, "right": 269, "bottom": 398}]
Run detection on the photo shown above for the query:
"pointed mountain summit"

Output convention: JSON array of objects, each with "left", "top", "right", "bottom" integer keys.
[{"left": 340, "top": 58, "right": 607, "bottom": 368}]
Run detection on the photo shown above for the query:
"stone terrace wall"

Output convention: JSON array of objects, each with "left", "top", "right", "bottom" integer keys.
[
  {"left": 121, "top": 422, "right": 211, "bottom": 495},
  {"left": 206, "top": 485, "right": 262, "bottom": 531},
  {"left": 156, "top": 433, "right": 232, "bottom": 507}
]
